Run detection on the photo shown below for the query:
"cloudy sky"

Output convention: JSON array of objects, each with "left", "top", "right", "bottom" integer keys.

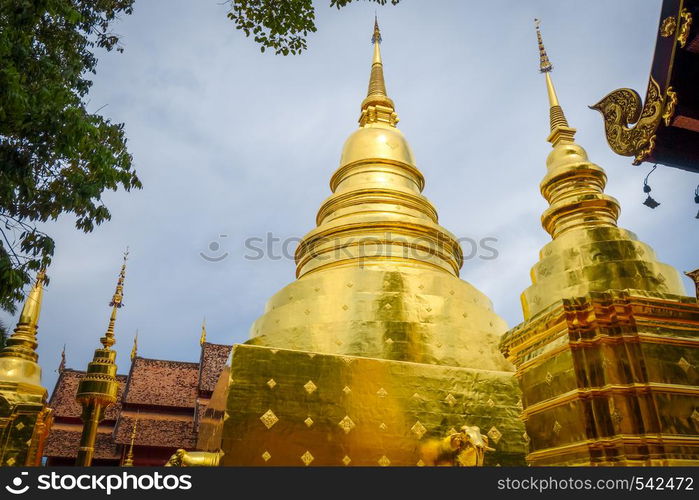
[{"left": 3, "top": 0, "right": 697, "bottom": 394}]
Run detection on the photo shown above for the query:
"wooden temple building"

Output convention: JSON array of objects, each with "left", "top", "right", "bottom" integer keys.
[{"left": 43, "top": 342, "right": 231, "bottom": 466}]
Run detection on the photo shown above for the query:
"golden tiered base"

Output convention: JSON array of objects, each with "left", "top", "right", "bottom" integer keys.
[
  {"left": 198, "top": 344, "right": 526, "bottom": 466},
  {"left": 501, "top": 290, "right": 699, "bottom": 466}
]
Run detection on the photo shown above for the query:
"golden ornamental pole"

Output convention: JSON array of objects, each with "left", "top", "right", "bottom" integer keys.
[{"left": 75, "top": 251, "right": 128, "bottom": 466}]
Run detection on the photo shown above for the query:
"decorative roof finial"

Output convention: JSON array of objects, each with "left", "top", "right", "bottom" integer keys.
[
  {"left": 200, "top": 318, "right": 207, "bottom": 346},
  {"left": 101, "top": 249, "right": 128, "bottom": 350},
  {"left": 123, "top": 413, "right": 138, "bottom": 467},
  {"left": 58, "top": 344, "right": 66, "bottom": 372},
  {"left": 534, "top": 19, "right": 576, "bottom": 145},
  {"left": 130, "top": 331, "right": 138, "bottom": 361}
]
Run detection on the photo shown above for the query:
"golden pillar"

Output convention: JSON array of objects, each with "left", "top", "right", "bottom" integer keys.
[
  {"left": 499, "top": 21, "right": 699, "bottom": 466},
  {"left": 75, "top": 253, "right": 128, "bottom": 466},
  {"left": 196, "top": 21, "right": 526, "bottom": 466},
  {"left": 122, "top": 414, "right": 137, "bottom": 467},
  {"left": 0, "top": 270, "right": 53, "bottom": 466}
]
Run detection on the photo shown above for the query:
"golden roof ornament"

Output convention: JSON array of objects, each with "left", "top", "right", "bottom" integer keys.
[
  {"left": 130, "top": 331, "right": 138, "bottom": 361},
  {"left": 57, "top": 344, "right": 66, "bottom": 373},
  {"left": 200, "top": 318, "right": 207, "bottom": 346}
]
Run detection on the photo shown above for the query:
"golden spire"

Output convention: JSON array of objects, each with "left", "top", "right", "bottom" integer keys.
[
  {"left": 359, "top": 17, "right": 398, "bottom": 127},
  {"left": 200, "top": 318, "right": 207, "bottom": 346},
  {"left": 130, "top": 331, "right": 138, "bottom": 361},
  {"left": 76, "top": 251, "right": 128, "bottom": 466},
  {"left": 0, "top": 270, "right": 46, "bottom": 365},
  {"left": 123, "top": 414, "right": 138, "bottom": 467},
  {"left": 534, "top": 19, "right": 576, "bottom": 145},
  {"left": 101, "top": 249, "right": 128, "bottom": 350},
  {"left": 0, "top": 269, "right": 47, "bottom": 386}
]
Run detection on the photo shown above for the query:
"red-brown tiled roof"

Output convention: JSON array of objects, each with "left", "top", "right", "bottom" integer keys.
[
  {"left": 43, "top": 428, "right": 120, "bottom": 460},
  {"left": 113, "top": 415, "right": 195, "bottom": 449},
  {"left": 123, "top": 358, "right": 199, "bottom": 408},
  {"left": 48, "top": 369, "right": 127, "bottom": 420},
  {"left": 198, "top": 343, "right": 231, "bottom": 393}
]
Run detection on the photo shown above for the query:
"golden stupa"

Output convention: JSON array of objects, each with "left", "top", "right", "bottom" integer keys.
[
  {"left": 197, "top": 21, "right": 527, "bottom": 466},
  {"left": 0, "top": 270, "right": 53, "bottom": 466},
  {"left": 499, "top": 21, "right": 699, "bottom": 466}
]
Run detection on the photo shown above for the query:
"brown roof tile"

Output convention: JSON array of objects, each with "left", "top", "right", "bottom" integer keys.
[
  {"left": 44, "top": 428, "right": 119, "bottom": 460},
  {"left": 114, "top": 415, "right": 195, "bottom": 449},
  {"left": 124, "top": 358, "right": 199, "bottom": 408},
  {"left": 48, "top": 369, "right": 127, "bottom": 420},
  {"left": 198, "top": 343, "right": 232, "bottom": 393}
]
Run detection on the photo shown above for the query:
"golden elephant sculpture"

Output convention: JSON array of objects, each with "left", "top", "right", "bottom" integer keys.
[
  {"left": 165, "top": 449, "right": 224, "bottom": 467},
  {"left": 419, "top": 425, "right": 494, "bottom": 466}
]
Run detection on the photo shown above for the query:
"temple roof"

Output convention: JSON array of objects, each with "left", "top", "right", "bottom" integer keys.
[
  {"left": 44, "top": 428, "right": 120, "bottom": 460},
  {"left": 48, "top": 369, "right": 127, "bottom": 420},
  {"left": 198, "top": 343, "right": 232, "bottom": 394},
  {"left": 113, "top": 414, "right": 196, "bottom": 449},
  {"left": 123, "top": 357, "right": 199, "bottom": 409}
]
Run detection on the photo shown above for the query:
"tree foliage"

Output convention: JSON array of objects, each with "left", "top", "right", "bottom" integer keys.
[
  {"left": 227, "top": 0, "right": 400, "bottom": 55},
  {"left": 0, "top": 0, "right": 140, "bottom": 312}
]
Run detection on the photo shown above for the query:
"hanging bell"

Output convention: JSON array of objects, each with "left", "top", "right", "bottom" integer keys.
[{"left": 643, "top": 195, "right": 660, "bottom": 209}]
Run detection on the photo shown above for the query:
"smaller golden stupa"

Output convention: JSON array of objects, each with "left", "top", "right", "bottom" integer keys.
[
  {"left": 0, "top": 270, "right": 53, "bottom": 466},
  {"left": 500, "top": 20, "right": 699, "bottom": 466}
]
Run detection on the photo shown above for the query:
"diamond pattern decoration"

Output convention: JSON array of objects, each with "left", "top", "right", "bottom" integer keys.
[
  {"left": 342, "top": 455, "right": 352, "bottom": 466},
  {"left": 416, "top": 459, "right": 425, "bottom": 467},
  {"left": 487, "top": 398, "right": 495, "bottom": 408},
  {"left": 338, "top": 415, "right": 356, "bottom": 434},
  {"left": 553, "top": 421, "right": 562, "bottom": 434},
  {"left": 304, "top": 380, "right": 317, "bottom": 394},
  {"left": 412, "top": 392, "right": 421, "bottom": 399},
  {"left": 444, "top": 393, "right": 457, "bottom": 407},
  {"left": 378, "top": 455, "right": 391, "bottom": 467},
  {"left": 260, "top": 409, "right": 279, "bottom": 429},
  {"left": 545, "top": 372, "right": 553, "bottom": 385},
  {"left": 377, "top": 387, "right": 388, "bottom": 398},
  {"left": 266, "top": 378, "right": 277, "bottom": 389},
  {"left": 342, "top": 385, "right": 351, "bottom": 395},
  {"left": 487, "top": 426, "right": 502, "bottom": 444},
  {"left": 15, "top": 422, "right": 25, "bottom": 431},
  {"left": 379, "top": 423, "right": 387, "bottom": 431},
  {"left": 522, "top": 432, "right": 530, "bottom": 444},
  {"left": 304, "top": 417, "right": 314, "bottom": 428},
  {"left": 341, "top": 356, "right": 353, "bottom": 365},
  {"left": 301, "top": 451, "right": 314, "bottom": 466},
  {"left": 384, "top": 303, "right": 392, "bottom": 310},
  {"left": 385, "top": 338, "right": 394, "bottom": 345},
  {"left": 411, "top": 420, "right": 427, "bottom": 439},
  {"left": 262, "top": 451, "right": 271, "bottom": 462},
  {"left": 516, "top": 398, "right": 523, "bottom": 409},
  {"left": 678, "top": 357, "right": 692, "bottom": 372},
  {"left": 6, "top": 457, "right": 15, "bottom": 466}
]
